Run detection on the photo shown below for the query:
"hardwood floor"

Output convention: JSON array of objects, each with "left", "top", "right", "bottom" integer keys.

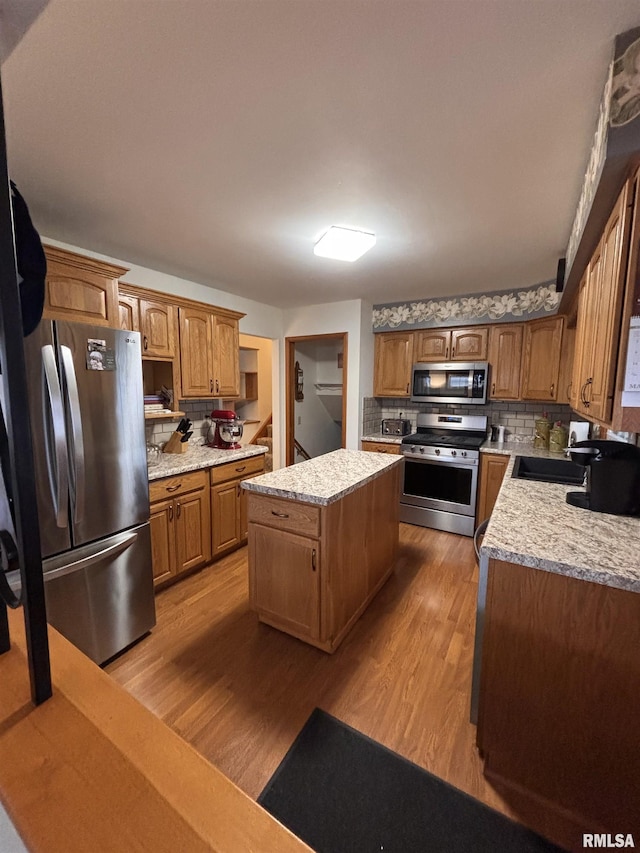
[{"left": 106, "top": 523, "right": 518, "bottom": 826}]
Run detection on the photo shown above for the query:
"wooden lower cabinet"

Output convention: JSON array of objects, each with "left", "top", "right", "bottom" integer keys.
[
  {"left": 247, "top": 462, "right": 401, "bottom": 653},
  {"left": 210, "top": 455, "right": 265, "bottom": 558},
  {"left": 476, "top": 453, "right": 509, "bottom": 525},
  {"left": 477, "top": 558, "right": 640, "bottom": 841},
  {"left": 249, "top": 525, "right": 320, "bottom": 640},
  {"left": 148, "top": 470, "right": 211, "bottom": 588},
  {"left": 360, "top": 440, "right": 401, "bottom": 454}
]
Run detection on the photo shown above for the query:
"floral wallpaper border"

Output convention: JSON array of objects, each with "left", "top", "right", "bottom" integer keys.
[{"left": 373, "top": 282, "right": 560, "bottom": 331}]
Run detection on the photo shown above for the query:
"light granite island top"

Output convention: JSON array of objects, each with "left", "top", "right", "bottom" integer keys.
[
  {"left": 480, "top": 451, "right": 640, "bottom": 594},
  {"left": 147, "top": 442, "right": 266, "bottom": 482},
  {"left": 241, "top": 448, "right": 403, "bottom": 506}
]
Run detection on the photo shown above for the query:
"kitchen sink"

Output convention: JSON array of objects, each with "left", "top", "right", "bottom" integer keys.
[{"left": 511, "top": 455, "right": 586, "bottom": 486}]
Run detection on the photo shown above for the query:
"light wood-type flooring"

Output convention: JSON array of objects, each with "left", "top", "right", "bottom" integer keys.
[{"left": 106, "top": 523, "right": 527, "bottom": 832}]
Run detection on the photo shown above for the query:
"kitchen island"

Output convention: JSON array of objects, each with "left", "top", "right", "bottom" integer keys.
[
  {"left": 243, "top": 449, "right": 403, "bottom": 652},
  {"left": 474, "top": 451, "right": 640, "bottom": 845}
]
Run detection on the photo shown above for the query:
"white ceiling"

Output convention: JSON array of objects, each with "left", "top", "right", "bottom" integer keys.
[{"left": 3, "top": 0, "right": 640, "bottom": 309}]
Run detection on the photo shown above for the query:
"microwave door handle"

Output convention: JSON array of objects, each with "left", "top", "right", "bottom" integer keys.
[
  {"left": 468, "top": 369, "right": 474, "bottom": 397},
  {"left": 41, "top": 345, "right": 69, "bottom": 528},
  {"left": 60, "top": 345, "right": 86, "bottom": 525}
]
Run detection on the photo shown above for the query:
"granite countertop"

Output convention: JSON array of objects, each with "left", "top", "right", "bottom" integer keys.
[
  {"left": 241, "top": 448, "right": 403, "bottom": 506},
  {"left": 481, "top": 451, "right": 640, "bottom": 594},
  {"left": 147, "top": 442, "right": 266, "bottom": 482}
]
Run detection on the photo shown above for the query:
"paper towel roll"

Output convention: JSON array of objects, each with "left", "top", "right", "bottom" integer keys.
[{"left": 568, "top": 421, "right": 589, "bottom": 446}]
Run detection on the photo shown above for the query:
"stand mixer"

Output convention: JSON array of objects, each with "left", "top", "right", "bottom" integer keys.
[{"left": 207, "top": 410, "right": 243, "bottom": 449}]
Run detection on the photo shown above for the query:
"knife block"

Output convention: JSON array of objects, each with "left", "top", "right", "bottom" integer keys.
[{"left": 162, "top": 431, "right": 188, "bottom": 454}]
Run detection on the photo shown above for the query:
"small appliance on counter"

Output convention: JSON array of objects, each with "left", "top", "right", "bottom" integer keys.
[
  {"left": 207, "top": 410, "right": 244, "bottom": 449},
  {"left": 382, "top": 415, "right": 411, "bottom": 436},
  {"left": 568, "top": 420, "right": 590, "bottom": 447},
  {"left": 567, "top": 439, "right": 640, "bottom": 516}
]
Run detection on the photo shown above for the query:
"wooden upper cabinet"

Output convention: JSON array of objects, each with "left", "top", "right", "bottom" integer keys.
[
  {"left": 414, "top": 327, "right": 488, "bottom": 362},
  {"left": 212, "top": 314, "right": 240, "bottom": 397},
  {"left": 373, "top": 332, "right": 414, "bottom": 397},
  {"left": 140, "top": 299, "right": 177, "bottom": 359},
  {"left": 450, "top": 327, "right": 488, "bottom": 361},
  {"left": 576, "top": 183, "right": 630, "bottom": 424},
  {"left": 179, "top": 308, "right": 241, "bottom": 398},
  {"left": 43, "top": 246, "right": 126, "bottom": 328},
  {"left": 520, "top": 316, "right": 564, "bottom": 401},
  {"left": 414, "top": 329, "right": 450, "bottom": 362},
  {"left": 118, "top": 293, "right": 139, "bottom": 332},
  {"left": 488, "top": 324, "right": 523, "bottom": 400},
  {"left": 179, "top": 306, "right": 214, "bottom": 397}
]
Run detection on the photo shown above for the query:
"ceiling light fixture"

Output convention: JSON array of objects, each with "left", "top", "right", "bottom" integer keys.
[{"left": 313, "top": 226, "right": 376, "bottom": 262}]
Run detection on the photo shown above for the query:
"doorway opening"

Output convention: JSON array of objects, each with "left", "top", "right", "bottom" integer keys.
[{"left": 285, "top": 334, "right": 347, "bottom": 466}]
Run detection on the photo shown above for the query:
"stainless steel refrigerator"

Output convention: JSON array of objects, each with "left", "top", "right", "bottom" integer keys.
[{"left": 22, "top": 319, "right": 155, "bottom": 664}]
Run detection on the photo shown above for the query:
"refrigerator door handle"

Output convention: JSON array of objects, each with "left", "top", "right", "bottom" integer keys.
[
  {"left": 41, "top": 345, "right": 69, "bottom": 528},
  {"left": 60, "top": 345, "right": 86, "bottom": 525},
  {"left": 44, "top": 530, "right": 138, "bottom": 582}
]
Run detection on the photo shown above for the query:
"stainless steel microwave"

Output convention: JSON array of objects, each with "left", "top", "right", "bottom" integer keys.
[{"left": 410, "top": 361, "right": 489, "bottom": 405}]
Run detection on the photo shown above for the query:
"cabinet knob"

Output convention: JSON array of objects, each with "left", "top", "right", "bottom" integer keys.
[
  {"left": 271, "top": 510, "right": 289, "bottom": 518},
  {"left": 169, "top": 505, "right": 173, "bottom": 521},
  {"left": 406, "top": 383, "right": 409, "bottom": 393},
  {"left": 311, "top": 549, "right": 317, "bottom": 571},
  {"left": 216, "top": 379, "right": 220, "bottom": 393},
  {"left": 235, "top": 465, "right": 246, "bottom": 473},
  {"left": 143, "top": 335, "right": 148, "bottom": 351},
  {"left": 451, "top": 348, "right": 455, "bottom": 358},
  {"left": 166, "top": 483, "right": 181, "bottom": 492},
  {"left": 492, "top": 382, "right": 495, "bottom": 395},
  {"left": 210, "top": 378, "right": 214, "bottom": 393},
  {"left": 550, "top": 383, "right": 555, "bottom": 398},
  {"left": 176, "top": 502, "right": 181, "bottom": 518}
]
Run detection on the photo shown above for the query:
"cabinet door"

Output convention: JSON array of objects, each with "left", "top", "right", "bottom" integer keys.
[
  {"left": 43, "top": 246, "right": 124, "bottom": 328},
  {"left": 179, "top": 307, "right": 214, "bottom": 397},
  {"left": 571, "top": 271, "right": 592, "bottom": 415},
  {"left": 585, "top": 187, "right": 630, "bottom": 423},
  {"left": 520, "top": 317, "right": 563, "bottom": 401},
  {"left": 414, "top": 329, "right": 450, "bottom": 362},
  {"left": 476, "top": 454, "right": 509, "bottom": 524},
  {"left": 149, "top": 498, "right": 176, "bottom": 586},
  {"left": 451, "top": 327, "right": 488, "bottom": 361},
  {"left": 373, "top": 332, "right": 414, "bottom": 397},
  {"left": 249, "top": 525, "right": 320, "bottom": 640},
  {"left": 175, "top": 488, "right": 211, "bottom": 573},
  {"left": 140, "top": 299, "right": 177, "bottom": 358},
  {"left": 239, "top": 472, "right": 263, "bottom": 541},
  {"left": 212, "top": 314, "right": 240, "bottom": 397},
  {"left": 118, "top": 294, "right": 139, "bottom": 332},
  {"left": 488, "top": 324, "right": 523, "bottom": 400},
  {"left": 211, "top": 481, "right": 241, "bottom": 557}
]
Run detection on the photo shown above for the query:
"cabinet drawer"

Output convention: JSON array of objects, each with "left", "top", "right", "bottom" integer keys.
[
  {"left": 210, "top": 454, "right": 265, "bottom": 485},
  {"left": 361, "top": 441, "right": 401, "bottom": 454},
  {"left": 149, "top": 469, "right": 207, "bottom": 503},
  {"left": 248, "top": 494, "right": 320, "bottom": 537}
]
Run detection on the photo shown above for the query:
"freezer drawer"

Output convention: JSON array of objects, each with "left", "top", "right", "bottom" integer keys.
[{"left": 43, "top": 522, "right": 155, "bottom": 664}]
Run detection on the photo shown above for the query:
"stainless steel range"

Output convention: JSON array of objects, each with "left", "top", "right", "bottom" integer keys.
[{"left": 399, "top": 413, "right": 488, "bottom": 536}]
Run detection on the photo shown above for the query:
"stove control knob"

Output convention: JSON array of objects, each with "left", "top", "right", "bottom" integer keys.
[
  {"left": 461, "top": 450, "right": 467, "bottom": 457},
  {"left": 451, "top": 450, "right": 457, "bottom": 457},
  {"left": 420, "top": 446, "right": 426, "bottom": 454},
  {"left": 434, "top": 448, "right": 440, "bottom": 455}
]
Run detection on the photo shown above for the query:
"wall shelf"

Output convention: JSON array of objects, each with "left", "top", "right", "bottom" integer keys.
[{"left": 144, "top": 410, "right": 185, "bottom": 421}]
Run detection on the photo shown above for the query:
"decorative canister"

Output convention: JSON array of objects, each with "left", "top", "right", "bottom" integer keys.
[
  {"left": 534, "top": 413, "right": 551, "bottom": 449},
  {"left": 549, "top": 422, "right": 568, "bottom": 453}
]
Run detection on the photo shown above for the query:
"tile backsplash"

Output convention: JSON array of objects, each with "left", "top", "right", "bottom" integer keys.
[
  {"left": 145, "top": 400, "right": 226, "bottom": 448},
  {"left": 363, "top": 397, "right": 576, "bottom": 441}
]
